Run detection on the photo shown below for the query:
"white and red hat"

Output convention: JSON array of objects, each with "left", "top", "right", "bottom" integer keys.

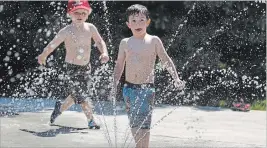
[{"left": 67, "top": 0, "right": 92, "bottom": 14}]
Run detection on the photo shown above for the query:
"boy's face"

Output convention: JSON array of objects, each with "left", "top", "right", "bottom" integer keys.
[
  {"left": 126, "top": 13, "right": 150, "bottom": 36},
  {"left": 70, "top": 9, "right": 90, "bottom": 24}
]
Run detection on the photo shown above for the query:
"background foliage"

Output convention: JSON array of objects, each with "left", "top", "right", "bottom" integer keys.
[{"left": 0, "top": 1, "right": 265, "bottom": 107}]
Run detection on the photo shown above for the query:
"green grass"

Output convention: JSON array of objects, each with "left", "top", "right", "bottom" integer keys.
[
  {"left": 251, "top": 100, "right": 266, "bottom": 111},
  {"left": 218, "top": 99, "right": 266, "bottom": 111},
  {"left": 218, "top": 100, "right": 227, "bottom": 108}
]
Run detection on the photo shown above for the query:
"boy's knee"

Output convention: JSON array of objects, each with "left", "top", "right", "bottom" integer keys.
[
  {"left": 130, "top": 124, "right": 151, "bottom": 129},
  {"left": 140, "top": 124, "right": 151, "bottom": 129},
  {"left": 77, "top": 99, "right": 87, "bottom": 104},
  {"left": 70, "top": 94, "right": 87, "bottom": 104},
  {"left": 80, "top": 99, "right": 93, "bottom": 108}
]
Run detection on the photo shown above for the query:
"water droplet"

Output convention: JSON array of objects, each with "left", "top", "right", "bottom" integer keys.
[
  {"left": 0, "top": 5, "right": 3, "bottom": 12},
  {"left": 7, "top": 51, "right": 12, "bottom": 56},
  {"left": 4, "top": 56, "right": 10, "bottom": 62},
  {"left": 46, "top": 30, "right": 51, "bottom": 37},
  {"left": 77, "top": 55, "right": 82, "bottom": 60},
  {"left": 8, "top": 70, "right": 13, "bottom": 75},
  {"left": 16, "top": 74, "right": 21, "bottom": 79},
  {"left": 10, "top": 29, "right": 15, "bottom": 34},
  {"left": 14, "top": 52, "right": 19, "bottom": 57},
  {"left": 50, "top": 44, "right": 56, "bottom": 48},
  {"left": 10, "top": 77, "right": 15, "bottom": 82},
  {"left": 79, "top": 48, "right": 84, "bottom": 53}
]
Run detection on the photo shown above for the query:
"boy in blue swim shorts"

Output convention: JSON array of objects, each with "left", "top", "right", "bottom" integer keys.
[
  {"left": 113, "top": 4, "right": 185, "bottom": 148},
  {"left": 123, "top": 82, "right": 155, "bottom": 130}
]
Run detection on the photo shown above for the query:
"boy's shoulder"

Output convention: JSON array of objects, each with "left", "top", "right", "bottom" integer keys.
[
  {"left": 84, "top": 22, "right": 94, "bottom": 26},
  {"left": 84, "top": 22, "right": 97, "bottom": 29},
  {"left": 59, "top": 25, "right": 70, "bottom": 32},
  {"left": 63, "top": 23, "right": 98, "bottom": 30},
  {"left": 149, "top": 34, "right": 161, "bottom": 41},
  {"left": 149, "top": 35, "right": 162, "bottom": 45},
  {"left": 121, "top": 37, "right": 130, "bottom": 42},
  {"left": 54, "top": 25, "right": 70, "bottom": 36},
  {"left": 85, "top": 23, "right": 101, "bottom": 32},
  {"left": 122, "top": 34, "right": 159, "bottom": 40},
  {"left": 120, "top": 34, "right": 161, "bottom": 43}
]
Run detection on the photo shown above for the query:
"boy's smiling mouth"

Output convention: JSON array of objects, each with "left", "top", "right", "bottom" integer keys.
[{"left": 135, "top": 28, "right": 142, "bottom": 32}]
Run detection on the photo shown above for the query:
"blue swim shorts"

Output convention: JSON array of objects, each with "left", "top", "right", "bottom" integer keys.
[{"left": 122, "top": 81, "right": 155, "bottom": 129}]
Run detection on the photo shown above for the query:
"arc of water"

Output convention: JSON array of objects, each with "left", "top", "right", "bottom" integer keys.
[
  {"left": 133, "top": 99, "right": 179, "bottom": 147},
  {"left": 165, "top": 3, "right": 196, "bottom": 52},
  {"left": 111, "top": 91, "right": 117, "bottom": 148},
  {"left": 101, "top": 1, "right": 118, "bottom": 147},
  {"left": 95, "top": 99, "right": 113, "bottom": 147},
  {"left": 156, "top": 2, "right": 196, "bottom": 74},
  {"left": 125, "top": 108, "right": 155, "bottom": 148},
  {"left": 91, "top": 63, "right": 113, "bottom": 147},
  {"left": 21, "top": 65, "right": 113, "bottom": 148},
  {"left": 186, "top": 67, "right": 251, "bottom": 97},
  {"left": 22, "top": 62, "right": 114, "bottom": 147},
  {"left": 102, "top": 1, "right": 114, "bottom": 54},
  {"left": 14, "top": 66, "right": 56, "bottom": 97},
  {"left": 121, "top": 96, "right": 146, "bottom": 148}
]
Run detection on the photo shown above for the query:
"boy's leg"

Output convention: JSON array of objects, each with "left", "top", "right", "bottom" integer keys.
[
  {"left": 131, "top": 128, "right": 142, "bottom": 147},
  {"left": 80, "top": 100, "right": 93, "bottom": 119},
  {"left": 60, "top": 95, "right": 75, "bottom": 112},
  {"left": 50, "top": 95, "right": 75, "bottom": 124},
  {"left": 140, "top": 129, "right": 150, "bottom": 148},
  {"left": 123, "top": 83, "right": 155, "bottom": 148},
  {"left": 137, "top": 92, "right": 154, "bottom": 148},
  {"left": 131, "top": 119, "right": 151, "bottom": 148},
  {"left": 50, "top": 63, "right": 76, "bottom": 124},
  {"left": 73, "top": 66, "right": 100, "bottom": 129},
  {"left": 80, "top": 100, "right": 100, "bottom": 129},
  {"left": 141, "top": 129, "right": 150, "bottom": 148},
  {"left": 132, "top": 91, "right": 154, "bottom": 148},
  {"left": 73, "top": 73, "right": 99, "bottom": 129},
  {"left": 131, "top": 128, "right": 150, "bottom": 148}
]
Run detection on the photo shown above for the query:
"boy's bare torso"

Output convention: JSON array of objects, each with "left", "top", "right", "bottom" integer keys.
[
  {"left": 60, "top": 23, "right": 93, "bottom": 66},
  {"left": 124, "top": 34, "right": 157, "bottom": 84}
]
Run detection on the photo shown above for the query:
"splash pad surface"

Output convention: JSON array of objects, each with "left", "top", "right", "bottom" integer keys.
[{"left": 0, "top": 98, "right": 265, "bottom": 148}]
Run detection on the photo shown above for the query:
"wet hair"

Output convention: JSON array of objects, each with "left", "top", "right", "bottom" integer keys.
[{"left": 126, "top": 4, "right": 150, "bottom": 21}]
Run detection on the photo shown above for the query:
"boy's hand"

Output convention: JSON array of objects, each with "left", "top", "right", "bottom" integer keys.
[
  {"left": 174, "top": 79, "right": 185, "bottom": 90},
  {"left": 99, "top": 53, "right": 109, "bottom": 64},
  {"left": 38, "top": 53, "right": 47, "bottom": 66}
]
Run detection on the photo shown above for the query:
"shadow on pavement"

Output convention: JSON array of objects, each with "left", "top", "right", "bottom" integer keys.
[{"left": 20, "top": 124, "right": 90, "bottom": 137}]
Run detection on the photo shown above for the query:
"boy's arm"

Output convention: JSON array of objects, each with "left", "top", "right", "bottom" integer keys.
[
  {"left": 90, "top": 24, "right": 108, "bottom": 55},
  {"left": 113, "top": 39, "right": 127, "bottom": 87},
  {"left": 41, "top": 28, "right": 66, "bottom": 57},
  {"left": 154, "top": 36, "right": 182, "bottom": 83}
]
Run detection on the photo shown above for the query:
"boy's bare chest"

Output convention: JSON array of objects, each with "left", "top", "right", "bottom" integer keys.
[
  {"left": 66, "top": 29, "right": 92, "bottom": 44},
  {"left": 126, "top": 41, "right": 156, "bottom": 60},
  {"left": 127, "top": 39, "right": 155, "bottom": 53}
]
